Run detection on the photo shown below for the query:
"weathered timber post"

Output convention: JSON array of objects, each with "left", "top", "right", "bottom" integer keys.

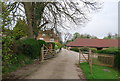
[
  {"left": 40, "top": 46, "right": 44, "bottom": 62},
  {"left": 112, "top": 55, "right": 115, "bottom": 67},
  {"left": 89, "top": 49, "right": 93, "bottom": 74},
  {"left": 79, "top": 48, "right": 81, "bottom": 64},
  {"left": 88, "top": 51, "right": 90, "bottom": 63}
]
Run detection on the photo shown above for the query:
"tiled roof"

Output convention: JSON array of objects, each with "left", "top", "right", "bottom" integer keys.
[{"left": 66, "top": 38, "right": 119, "bottom": 48}]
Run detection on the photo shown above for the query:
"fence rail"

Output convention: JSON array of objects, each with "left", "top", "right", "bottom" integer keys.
[{"left": 79, "top": 51, "right": 115, "bottom": 67}]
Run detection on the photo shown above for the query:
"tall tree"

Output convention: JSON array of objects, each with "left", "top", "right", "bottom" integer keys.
[{"left": 3, "top": 1, "right": 101, "bottom": 38}]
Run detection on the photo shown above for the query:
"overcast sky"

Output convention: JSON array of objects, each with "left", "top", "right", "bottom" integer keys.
[{"left": 67, "top": 0, "right": 119, "bottom": 39}]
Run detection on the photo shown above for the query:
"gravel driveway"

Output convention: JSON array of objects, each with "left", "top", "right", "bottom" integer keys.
[{"left": 25, "top": 49, "right": 85, "bottom": 79}]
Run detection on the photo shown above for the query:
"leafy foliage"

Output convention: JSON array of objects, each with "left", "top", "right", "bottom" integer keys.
[
  {"left": 2, "top": 36, "right": 15, "bottom": 67},
  {"left": 70, "top": 47, "right": 96, "bottom": 53},
  {"left": 2, "top": 36, "right": 33, "bottom": 74},
  {"left": 46, "top": 42, "right": 55, "bottom": 49},
  {"left": 16, "top": 38, "right": 42, "bottom": 59},
  {"left": 70, "top": 47, "right": 79, "bottom": 52},
  {"left": 55, "top": 42, "right": 62, "bottom": 50},
  {"left": 12, "top": 19, "right": 28, "bottom": 40}
]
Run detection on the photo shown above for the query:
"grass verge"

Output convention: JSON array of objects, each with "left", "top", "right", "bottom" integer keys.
[{"left": 80, "top": 62, "right": 120, "bottom": 80}]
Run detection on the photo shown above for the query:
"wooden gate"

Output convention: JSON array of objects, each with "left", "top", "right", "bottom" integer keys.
[{"left": 40, "top": 44, "right": 56, "bottom": 62}]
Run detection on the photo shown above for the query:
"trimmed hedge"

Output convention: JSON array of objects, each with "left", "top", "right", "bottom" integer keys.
[
  {"left": 70, "top": 47, "right": 97, "bottom": 53},
  {"left": 70, "top": 47, "right": 79, "bottom": 52},
  {"left": 16, "top": 38, "right": 46, "bottom": 59}
]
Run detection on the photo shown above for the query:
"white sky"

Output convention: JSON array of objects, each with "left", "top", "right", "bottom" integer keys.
[{"left": 67, "top": 0, "right": 119, "bottom": 39}]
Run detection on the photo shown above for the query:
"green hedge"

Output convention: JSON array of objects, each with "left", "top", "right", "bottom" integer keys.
[
  {"left": 97, "top": 48, "right": 119, "bottom": 54},
  {"left": 70, "top": 47, "right": 79, "bottom": 52},
  {"left": 46, "top": 42, "right": 55, "bottom": 49},
  {"left": 16, "top": 38, "right": 46, "bottom": 59},
  {"left": 70, "top": 47, "right": 97, "bottom": 53},
  {"left": 55, "top": 42, "right": 62, "bottom": 50}
]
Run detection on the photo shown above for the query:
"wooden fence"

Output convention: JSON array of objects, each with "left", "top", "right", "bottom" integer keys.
[
  {"left": 79, "top": 49, "right": 115, "bottom": 74},
  {"left": 92, "top": 53, "right": 114, "bottom": 67}
]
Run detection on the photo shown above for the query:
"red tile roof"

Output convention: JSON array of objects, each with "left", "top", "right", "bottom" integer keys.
[{"left": 66, "top": 38, "right": 119, "bottom": 48}]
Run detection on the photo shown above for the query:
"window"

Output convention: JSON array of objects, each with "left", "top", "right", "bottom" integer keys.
[
  {"left": 39, "top": 38, "right": 44, "bottom": 40},
  {"left": 50, "top": 38, "right": 54, "bottom": 42},
  {"left": 42, "top": 34, "right": 46, "bottom": 37}
]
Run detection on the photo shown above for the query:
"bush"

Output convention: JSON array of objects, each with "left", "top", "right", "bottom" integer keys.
[
  {"left": 70, "top": 47, "right": 90, "bottom": 53},
  {"left": 97, "top": 48, "right": 119, "bottom": 54},
  {"left": 70, "top": 47, "right": 79, "bottom": 52},
  {"left": 80, "top": 47, "right": 89, "bottom": 52},
  {"left": 2, "top": 54, "right": 33, "bottom": 74},
  {"left": 2, "top": 36, "right": 33, "bottom": 74},
  {"left": 55, "top": 42, "right": 62, "bottom": 50},
  {"left": 46, "top": 42, "right": 55, "bottom": 49},
  {"left": 16, "top": 38, "right": 44, "bottom": 59},
  {"left": 38, "top": 40, "right": 47, "bottom": 47},
  {"left": 2, "top": 36, "right": 15, "bottom": 69},
  {"left": 90, "top": 48, "right": 97, "bottom": 53}
]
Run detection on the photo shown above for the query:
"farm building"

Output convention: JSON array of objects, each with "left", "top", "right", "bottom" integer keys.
[{"left": 66, "top": 38, "right": 119, "bottom": 50}]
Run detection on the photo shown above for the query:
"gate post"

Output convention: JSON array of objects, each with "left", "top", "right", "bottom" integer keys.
[
  {"left": 89, "top": 49, "right": 93, "bottom": 74},
  {"left": 40, "top": 46, "right": 44, "bottom": 62},
  {"left": 79, "top": 48, "right": 81, "bottom": 64}
]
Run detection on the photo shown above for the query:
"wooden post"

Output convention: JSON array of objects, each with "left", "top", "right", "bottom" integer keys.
[
  {"left": 88, "top": 50, "right": 90, "bottom": 63},
  {"left": 41, "top": 46, "right": 44, "bottom": 62},
  {"left": 112, "top": 55, "right": 114, "bottom": 67},
  {"left": 89, "top": 49, "right": 93, "bottom": 74},
  {"left": 79, "top": 49, "right": 81, "bottom": 64}
]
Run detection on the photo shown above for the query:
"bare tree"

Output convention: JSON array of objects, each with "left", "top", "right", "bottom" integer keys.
[
  {"left": 63, "top": 32, "right": 72, "bottom": 43},
  {"left": 2, "top": 0, "right": 102, "bottom": 38}
]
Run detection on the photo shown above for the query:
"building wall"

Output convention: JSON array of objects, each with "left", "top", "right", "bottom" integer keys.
[{"left": 37, "top": 34, "right": 58, "bottom": 42}]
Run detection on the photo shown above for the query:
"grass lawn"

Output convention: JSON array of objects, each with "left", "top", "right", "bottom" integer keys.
[{"left": 80, "top": 62, "right": 120, "bottom": 80}]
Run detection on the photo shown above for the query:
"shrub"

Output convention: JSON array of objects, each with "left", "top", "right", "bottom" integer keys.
[
  {"left": 70, "top": 47, "right": 90, "bottom": 53},
  {"left": 46, "top": 42, "right": 55, "bottom": 49},
  {"left": 2, "top": 36, "right": 33, "bottom": 74},
  {"left": 2, "top": 54, "right": 33, "bottom": 74},
  {"left": 55, "top": 42, "right": 62, "bottom": 50},
  {"left": 97, "top": 48, "right": 119, "bottom": 54},
  {"left": 80, "top": 47, "right": 89, "bottom": 52},
  {"left": 2, "top": 36, "right": 15, "bottom": 68},
  {"left": 37, "top": 40, "right": 47, "bottom": 47},
  {"left": 70, "top": 47, "right": 79, "bottom": 52},
  {"left": 90, "top": 48, "right": 97, "bottom": 53},
  {"left": 16, "top": 38, "right": 41, "bottom": 59}
]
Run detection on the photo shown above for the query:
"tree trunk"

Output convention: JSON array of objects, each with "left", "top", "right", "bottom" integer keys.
[{"left": 22, "top": 2, "right": 34, "bottom": 38}]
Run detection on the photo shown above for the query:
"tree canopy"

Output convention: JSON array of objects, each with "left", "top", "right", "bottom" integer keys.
[{"left": 2, "top": 1, "right": 102, "bottom": 38}]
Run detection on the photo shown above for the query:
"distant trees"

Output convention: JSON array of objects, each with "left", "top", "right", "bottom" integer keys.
[
  {"left": 66, "top": 32, "right": 98, "bottom": 44},
  {"left": 72, "top": 32, "right": 98, "bottom": 40},
  {"left": 103, "top": 33, "right": 120, "bottom": 39}
]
